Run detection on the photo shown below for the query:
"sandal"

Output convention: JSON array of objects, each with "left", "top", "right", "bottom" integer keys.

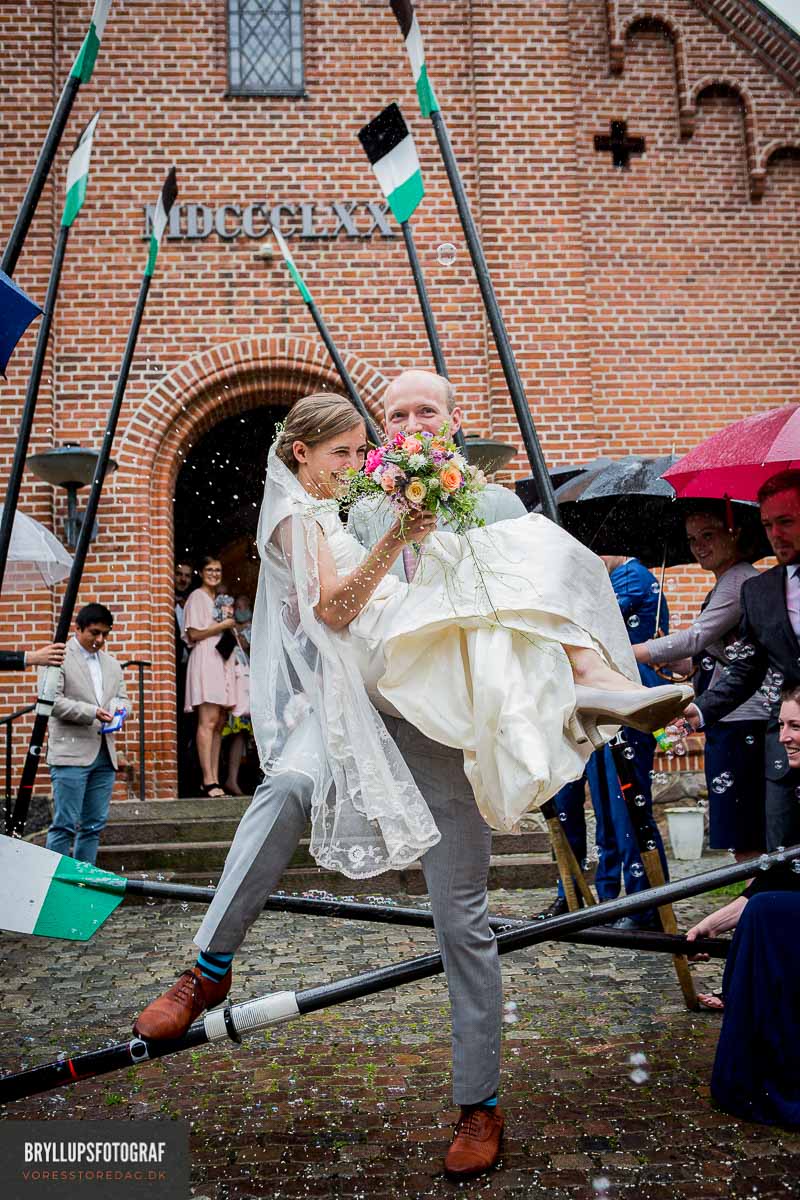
[
  {"left": 200, "top": 781, "right": 225, "bottom": 798},
  {"left": 697, "top": 991, "right": 724, "bottom": 1013}
]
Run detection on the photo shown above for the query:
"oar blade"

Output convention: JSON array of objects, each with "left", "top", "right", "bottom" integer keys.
[{"left": 0, "top": 835, "right": 125, "bottom": 940}]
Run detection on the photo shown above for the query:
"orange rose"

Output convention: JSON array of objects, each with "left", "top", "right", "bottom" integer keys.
[{"left": 439, "top": 464, "right": 463, "bottom": 493}]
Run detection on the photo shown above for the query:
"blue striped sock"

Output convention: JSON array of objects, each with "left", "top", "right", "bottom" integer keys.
[{"left": 196, "top": 950, "right": 233, "bottom": 983}]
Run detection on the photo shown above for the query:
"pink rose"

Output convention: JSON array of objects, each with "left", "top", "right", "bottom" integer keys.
[
  {"left": 401, "top": 436, "right": 423, "bottom": 455},
  {"left": 380, "top": 465, "right": 401, "bottom": 493},
  {"left": 365, "top": 447, "right": 385, "bottom": 475}
]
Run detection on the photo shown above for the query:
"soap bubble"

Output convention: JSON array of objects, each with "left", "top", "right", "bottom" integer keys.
[
  {"left": 774, "top": 759, "right": 785, "bottom": 770},
  {"left": 629, "top": 1051, "right": 647, "bottom": 1066},
  {"left": 758, "top": 854, "right": 770, "bottom": 871},
  {"left": 633, "top": 793, "right": 646, "bottom": 807},
  {"left": 700, "top": 657, "right": 715, "bottom": 671},
  {"left": 627, "top": 614, "right": 641, "bottom": 629},
  {"left": 622, "top": 746, "right": 635, "bottom": 760},
  {"left": 629, "top": 1066, "right": 649, "bottom": 1084},
  {"left": 436, "top": 242, "right": 457, "bottom": 266},
  {"left": 650, "top": 581, "right": 660, "bottom": 593},
  {"left": 630, "top": 862, "right": 645, "bottom": 879},
  {"left": 593, "top": 1176, "right": 611, "bottom": 1195},
  {"left": 792, "top": 860, "right": 800, "bottom": 874},
  {"left": 745, "top": 735, "right": 755, "bottom": 745}
]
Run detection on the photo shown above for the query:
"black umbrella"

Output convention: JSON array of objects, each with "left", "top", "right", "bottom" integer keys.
[
  {"left": 514, "top": 458, "right": 613, "bottom": 512},
  {"left": 554, "top": 455, "right": 771, "bottom": 568}
]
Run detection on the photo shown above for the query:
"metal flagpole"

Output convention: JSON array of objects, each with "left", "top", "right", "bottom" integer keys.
[
  {"left": 389, "top": 1, "right": 559, "bottom": 522},
  {"left": 357, "top": 102, "right": 466, "bottom": 450},
  {"left": 2, "top": 846, "right": 793, "bottom": 1104},
  {"left": 0, "top": 225, "right": 70, "bottom": 589},
  {"left": 0, "top": 113, "right": 102, "bottom": 591},
  {"left": 0, "top": 1, "right": 112, "bottom": 276},
  {"left": 6, "top": 168, "right": 177, "bottom": 839}
]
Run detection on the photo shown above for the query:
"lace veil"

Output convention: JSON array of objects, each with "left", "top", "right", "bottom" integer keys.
[{"left": 248, "top": 445, "right": 440, "bottom": 878}]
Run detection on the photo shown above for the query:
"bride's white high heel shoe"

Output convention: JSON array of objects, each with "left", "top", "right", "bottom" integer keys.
[{"left": 574, "top": 682, "right": 694, "bottom": 744}]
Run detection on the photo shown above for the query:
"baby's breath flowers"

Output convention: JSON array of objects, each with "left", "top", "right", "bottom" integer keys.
[{"left": 340, "top": 425, "right": 486, "bottom": 533}]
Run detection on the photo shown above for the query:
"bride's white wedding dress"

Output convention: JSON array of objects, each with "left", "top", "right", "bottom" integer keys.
[
  {"left": 250, "top": 448, "right": 644, "bottom": 878},
  {"left": 325, "top": 505, "right": 639, "bottom": 833}
]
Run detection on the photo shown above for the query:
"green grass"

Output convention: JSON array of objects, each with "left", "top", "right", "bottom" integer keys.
[{"left": 708, "top": 880, "right": 747, "bottom": 900}]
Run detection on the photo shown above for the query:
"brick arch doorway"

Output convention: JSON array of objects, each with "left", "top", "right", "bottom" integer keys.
[
  {"left": 129, "top": 335, "right": 388, "bottom": 799},
  {"left": 173, "top": 405, "right": 284, "bottom": 600}
]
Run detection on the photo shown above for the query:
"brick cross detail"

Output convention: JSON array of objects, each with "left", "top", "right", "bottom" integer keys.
[{"left": 594, "top": 120, "right": 645, "bottom": 169}]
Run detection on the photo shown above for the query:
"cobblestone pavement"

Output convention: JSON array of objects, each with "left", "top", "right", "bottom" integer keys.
[{"left": 1, "top": 859, "right": 798, "bottom": 1199}]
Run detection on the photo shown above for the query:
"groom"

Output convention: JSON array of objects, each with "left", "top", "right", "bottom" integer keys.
[
  {"left": 348, "top": 369, "right": 525, "bottom": 1177},
  {"left": 134, "top": 369, "right": 524, "bottom": 1181}
]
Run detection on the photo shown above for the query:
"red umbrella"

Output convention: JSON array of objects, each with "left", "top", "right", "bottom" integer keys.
[{"left": 663, "top": 405, "right": 800, "bottom": 501}]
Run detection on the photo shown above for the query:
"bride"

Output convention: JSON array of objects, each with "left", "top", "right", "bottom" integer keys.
[{"left": 249, "top": 391, "right": 693, "bottom": 873}]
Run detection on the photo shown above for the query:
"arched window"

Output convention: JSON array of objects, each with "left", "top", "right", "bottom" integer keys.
[{"left": 227, "top": 0, "right": 304, "bottom": 96}]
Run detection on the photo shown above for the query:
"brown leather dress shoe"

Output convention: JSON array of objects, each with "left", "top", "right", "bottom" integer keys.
[
  {"left": 444, "top": 1106, "right": 504, "bottom": 1179},
  {"left": 133, "top": 967, "right": 231, "bottom": 1040}
]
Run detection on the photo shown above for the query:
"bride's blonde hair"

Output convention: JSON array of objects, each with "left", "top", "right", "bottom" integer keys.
[{"left": 274, "top": 393, "right": 365, "bottom": 472}]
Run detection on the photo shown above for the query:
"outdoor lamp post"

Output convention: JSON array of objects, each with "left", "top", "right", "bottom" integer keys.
[{"left": 26, "top": 443, "right": 118, "bottom": 548}]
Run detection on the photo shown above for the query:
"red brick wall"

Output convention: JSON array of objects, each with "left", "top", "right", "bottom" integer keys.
[{"left": 1, "top": 0, "right": 798, "bottom": 797}]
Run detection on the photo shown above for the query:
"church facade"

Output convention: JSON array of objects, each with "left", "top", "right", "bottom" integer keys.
[{"left": 2, "top": 0, "right": 799, "bottom": 798}]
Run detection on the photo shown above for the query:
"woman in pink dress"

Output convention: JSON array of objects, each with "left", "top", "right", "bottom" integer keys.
[{"left": 183, "top": 557, "right": 236, "bottom": 797}]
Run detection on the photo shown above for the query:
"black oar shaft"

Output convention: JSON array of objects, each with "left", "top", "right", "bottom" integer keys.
[
  {"left": 401, "top": 220, "right": 447, "bottom": 377},
  {"left": 8, "top": 275, "right": 153, "bottom": 837},
  {"left": 3, "top": 848, "right": 791, "bottom": 1104},
  {"left": 428, "top": 109, "right": 558, "bottom": 523},
  {"left": 305, "top": 298, "right": 380, "bottom": 445},
  {"left": 0, "top": 224, "right": 70, "bottom": 590},
  {"left": 399, "top": 220, "right": 467, "bottom": 453},
  {"left": 121, "top": 879, "right": 728, "bottom": 957},
  {"left": 1, "top": 76, "right": 81, "bottom": 277}
]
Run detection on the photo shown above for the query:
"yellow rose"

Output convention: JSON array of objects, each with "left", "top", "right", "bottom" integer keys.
[
  {"left": 439, "top": 464, "right": 463, "bottom": 493},
  {"left": 404, "top": 477, "right": 427, "bottom": 505}
]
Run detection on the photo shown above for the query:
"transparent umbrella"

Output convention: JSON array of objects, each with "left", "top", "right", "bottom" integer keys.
[{"left": 0, "top": 505, "right": 72, "bottom": 592}]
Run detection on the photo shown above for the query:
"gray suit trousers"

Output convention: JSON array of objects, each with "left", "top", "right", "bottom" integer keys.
[{"left": 194, "top": 718, "right": 502, "bottom": 1106}]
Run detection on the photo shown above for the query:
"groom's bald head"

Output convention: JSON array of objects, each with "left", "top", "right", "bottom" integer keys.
[{"left": 382, "top": 370, "right": 462, "bottom": 438}]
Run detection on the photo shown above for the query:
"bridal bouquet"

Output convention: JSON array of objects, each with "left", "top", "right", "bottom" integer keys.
[{"left": 342, "top": 427, "right": 486, "bottom": 533}]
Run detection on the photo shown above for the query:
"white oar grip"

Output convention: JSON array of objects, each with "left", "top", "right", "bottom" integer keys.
[{"left": 204, "top": 990, "right": 299, "bottom": 1042}]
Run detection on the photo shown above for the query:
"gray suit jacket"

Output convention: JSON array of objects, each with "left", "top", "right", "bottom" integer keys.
[
  {"left": 347, "top": 482, "right": 527, "bottom": 581},
  {"left": 41, "top": 640, "right": 128, "bottom": 768}
]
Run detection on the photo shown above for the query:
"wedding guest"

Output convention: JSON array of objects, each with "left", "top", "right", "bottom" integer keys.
[
  {"left": 636, "top": 505, "right": 767, "bottom": 868},
  {"left": 44, "top": 604, "right": 128, "bottom": 865},
  {"left": 174, "top": 560, "right": 194, "bottom": 795},
  {"left": 539, "top": 555, "right": 670, "bottom": 929},
  {"left": 0, "top": 643, "right": 65, "bottom": 669},
  {"left": 183, "top": 557, "right": 236, "bottom": 798},
  {"left": 682, "top": 470, "right": 800, "bottom": 852},
  {"left": 221, "top": 594, "right": 253, "bottom": 796}
]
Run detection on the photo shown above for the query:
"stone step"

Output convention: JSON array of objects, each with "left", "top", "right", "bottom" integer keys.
[
  {"left": 120, "top": 852, "right": 560, "bottom": 897},
  {"left": 107, "top": 796, "right": 254, "bottom": 821},
  {"left": 94, "top": 834, "right": 553, "bottom": 873},
  {"left": 92, "top": 819, "right": 549, "bottom": 854}
]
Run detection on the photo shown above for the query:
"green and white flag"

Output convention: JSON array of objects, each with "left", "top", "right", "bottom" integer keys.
[
  {"left": 0, "top": 835, "right": 125, "bottom": 941},
  {"left": 358, "top": 102, "right": 424, "bottom": 225},
  {"left": 70, "top": 0, "right": 113, "bottom": 85},
  {"left": 270, "top": 224, "right": 313, "bottom": 303},
  {"left": 390, "top": 0, "right": 439, "bottom": 118},
  {"left": 145, "top": 166, "right": 178, "bottom": 277},
  {"left": 61, "top": 111, "right": 100, "bottom": 228}
]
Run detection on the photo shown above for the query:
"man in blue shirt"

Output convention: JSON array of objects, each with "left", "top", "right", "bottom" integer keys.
[{"left": 537, "top": 556, "right": 670, "bottom": 927}]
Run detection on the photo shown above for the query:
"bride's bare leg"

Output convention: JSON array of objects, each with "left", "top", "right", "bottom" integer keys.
[{"left": 565, "top": 645, "right": 641, "bottom": 693}]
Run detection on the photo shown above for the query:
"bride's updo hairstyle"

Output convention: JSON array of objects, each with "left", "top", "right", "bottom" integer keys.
[{"left": 274, "top": 393, "right": 365, "bottom": 473}]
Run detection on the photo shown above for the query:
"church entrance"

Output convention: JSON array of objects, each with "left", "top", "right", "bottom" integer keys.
[
  {"left": 174, "top": 404, "right": 285, "bottom": 594},
  {"left": 172, "top": 403, "right": 285, "bottom": 796}
]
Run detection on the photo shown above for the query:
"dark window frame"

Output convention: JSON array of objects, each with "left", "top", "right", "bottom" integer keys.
[{"left": 226, "top": 0, "right": 306, "bottom": 98}]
